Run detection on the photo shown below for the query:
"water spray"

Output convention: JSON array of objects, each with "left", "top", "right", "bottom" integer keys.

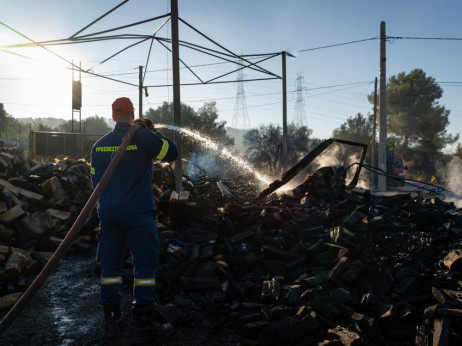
[{"left": 157, "top": 124, "right": 273, "bottom": 187}]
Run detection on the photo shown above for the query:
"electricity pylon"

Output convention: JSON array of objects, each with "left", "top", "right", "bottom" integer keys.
[
  {"left": 231, "top": 62, "right": 251, "bottom": 129},
  {"left": 293, "top": 72, "right": 307, "bottom": 127}
]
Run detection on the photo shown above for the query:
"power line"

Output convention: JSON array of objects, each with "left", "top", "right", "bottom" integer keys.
[
  {"left": 0, "top": 49, "right": 33, "bottom": 60},
  {"left": 298, "top": 37, "right": 378, "bottom": 53},
  {"left": 307, "top": 82, "right": 374, "bottom": 98},
  {"left": 84, "top": 56, "right": 270, "bottom": 77},
  {"left": 306, "top": 81, "right": 373, "bottom": 91},
  {"left": 388, "top": 36, "right": 462, "bottom": 41},
  {"left": 0, "top": 21, "right": 139, "bottom": 87},
  {"left": 181, "top": 81, "right": 374, "bottom": 103}
]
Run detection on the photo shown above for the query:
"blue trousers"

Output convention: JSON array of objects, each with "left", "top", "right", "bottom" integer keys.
[{"left": 97, "top": 211, "right": 159, "bottom": 304}]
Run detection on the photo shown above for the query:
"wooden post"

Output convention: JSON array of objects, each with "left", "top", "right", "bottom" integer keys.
[
  {"left": 281, "top": 51, "right": 288, "bottom": 171},
  {"left": 378, "top": 21, "right": 387, "bottom": 191},
  {"left": 371, "top": 77, "right": 378, "bottom": 189},
  {"left": 139, "top": 65, "right": 143, "bottom": 118},
  {"left": 171, "top": 0, "right": 182, "bottom": 192}
]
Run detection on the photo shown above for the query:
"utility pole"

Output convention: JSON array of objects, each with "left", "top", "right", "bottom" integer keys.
[
  {"left": 138, "top": 66, "right": 143, "bottom": 118},
  {"left": 378, "top": 21, "right": 387, "bottom": 191},
  {"left": 281, "top": 51, "right": 288, "bottom": 171},
  {"left": 371, "top": 77, "right": 378, "bottom": 189},
  {"left": 171, "top": 0, "right": 182, "bottom": 192}
]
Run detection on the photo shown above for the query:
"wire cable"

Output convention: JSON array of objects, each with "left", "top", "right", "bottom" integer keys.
[
  {"left": 298, "top": 37, "right": 379, "bottom": 53},
  {"left": 1, "top": 21, "right": 141, "bottom": 87},
  {"left": 387, "top": 36, "right": 462, "bottom": 41},
  {"left": 0, "top": 49, "right": 33, "bottom": 60},
  {"left": 0, "top": 21, "right": 80, "bottom": 71},
  {"left": 144, "top": 77, "right": 280, "bottom": 88},
  {"left": 358, "top": 163, "right": 447, "bottom": 194}
]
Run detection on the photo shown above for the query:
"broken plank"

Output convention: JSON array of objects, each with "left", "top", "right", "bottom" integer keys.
[
  {"left": 0, "top": 157, "right": 9, "bottom": 168},
  {"left": 0, "top": 151, "right": 14, "bottom": 159},
  {"left": 443, "top": 249, "right": 462, "bottom": 271},
  {"left": 178, "top": 190, "right": 190, "bottom": 202},
  {"left": 169, "top": 190, "right": 179, "bottom": 202},
  {"left": 217, "top": 181, "right": 233, "bottom": 197},
  {"left": 47, "top": 208, "right": 72, "bottom": 220},
  {"left": 0, "top": 205, "right": 25, "bottom": 223},
  {"left": 2, "top": 251, "right": 31, "bottom": 277},
  {"left": 19, "top": 188, "right": 44, "bottom": 200},
  {"left": 0, "top": 178, "right": 20, "bottom": 195},
  {"left": 169, "top": 190, "right": 190, "bottom": 203}
]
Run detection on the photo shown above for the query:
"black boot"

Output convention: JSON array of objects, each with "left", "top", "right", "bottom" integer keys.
[
  {"left": 132, "top": 303, "right": 174, "bottom": 344},
  {"left": 103, "top": 302, "right": 124, "bottom": 339}
]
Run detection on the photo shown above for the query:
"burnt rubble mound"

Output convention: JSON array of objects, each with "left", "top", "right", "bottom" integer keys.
[
  {"left": 156, "top": 165, "right": 462, "bottom": 345},
  {"left": 1, "top": 143, "right": 462, "bottom": 345}
]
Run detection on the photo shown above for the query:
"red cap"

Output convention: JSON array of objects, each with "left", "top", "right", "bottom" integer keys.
[{"left": 112, "top": 97, "right": 134, "bottom": 116}]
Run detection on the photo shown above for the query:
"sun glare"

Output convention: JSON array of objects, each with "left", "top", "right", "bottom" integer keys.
[{"left": 15, "top": 53, "right": 72, "bottom": 116}]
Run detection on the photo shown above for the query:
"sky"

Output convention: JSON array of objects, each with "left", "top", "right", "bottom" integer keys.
[{"left": 1, "top": 0, "right": 462, "bottom": 149}]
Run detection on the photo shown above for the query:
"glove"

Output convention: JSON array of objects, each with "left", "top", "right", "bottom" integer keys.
[{"left": 134, "top": 117, "right": 155, "bottom": 130}]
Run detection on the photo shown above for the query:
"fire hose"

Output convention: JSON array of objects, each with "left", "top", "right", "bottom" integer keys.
[{"left": 0, "top": 123, "right": 143, "bottom": 335}]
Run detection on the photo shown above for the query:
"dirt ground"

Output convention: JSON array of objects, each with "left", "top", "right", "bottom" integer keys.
[{"left": 0, "top": 252, "right": 236, "bottom": 346}]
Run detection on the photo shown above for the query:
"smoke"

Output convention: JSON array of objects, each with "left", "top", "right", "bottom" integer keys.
[
  {"left": 186, "top": 152, "right": 232, "bottom": 181},
  {"left": 312, "top": 145, "right": 342, "bottom": 169},
  {"left": 310, "top": 144, "right": 370, "bottom": 189},
  {"left": 442, "top": 157, "right": 462, "bottom": 208},
  {"left": 346, "top": 153, "right": 371, "bottom": 189}
]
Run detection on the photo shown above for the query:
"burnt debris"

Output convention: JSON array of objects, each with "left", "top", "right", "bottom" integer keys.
[{"left": 1, "top": 142, "right": 462, "bottom": 345}]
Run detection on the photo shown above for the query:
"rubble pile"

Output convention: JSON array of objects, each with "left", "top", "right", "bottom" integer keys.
[
  {"left": 1, "top": 144, "right": 461, "bottom": 344},
  {"left": 0, "top": 144, "right": 96, "bottom": 309},
  {"left": 155, "top": 165, "right": 462, "bottom": 345}
]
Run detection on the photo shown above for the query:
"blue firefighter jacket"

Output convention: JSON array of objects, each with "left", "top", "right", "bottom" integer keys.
[{"left": 90, "top": 122, "right": 177, "bottom": 219}]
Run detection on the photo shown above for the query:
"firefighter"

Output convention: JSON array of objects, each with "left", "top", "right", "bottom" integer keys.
[{"left": 90, "top": 97, "right": 177, "bottom": 342}]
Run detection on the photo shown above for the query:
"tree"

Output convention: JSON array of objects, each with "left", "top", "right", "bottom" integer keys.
[
  {"left": 144, "top": 101, "right": 234, "bottom": 158},
  {"left": 244, "top": 124, "right": 282, "bottom": 175},
  {"left": 333, "top": 113, "right": 373, "bottom": 144},
  {"left": 369, "top": 69, "right": 459, "bottom": 179},
  {"left": 332, "top": 112, "right": 375, "bottom": 164},
  {"left": 0, "top": 103, "right": 7, "bottom": 137},
  {"left": 455, "top": 143, "right": 462, "bottom": 161},
  {"left": 58, "top": 119, "right": 81, "bottom": 132},
  {"left": 331, "top": 113, "right": 377, "bottom": 185},
  {"left": 58, "top": 115, "right": 110, "bottom": 134},
  {"left": 37, "top": 123, "right": 54, "bottom": 131},
  {"left": 244, "top": 123, "right": 314, "bottom": 176},
  {"left": 386, "top": 69, "right": 457, "bottom": 151},
  {"left": 82, "top": 115, "right": 111, "bottom": 134}
]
